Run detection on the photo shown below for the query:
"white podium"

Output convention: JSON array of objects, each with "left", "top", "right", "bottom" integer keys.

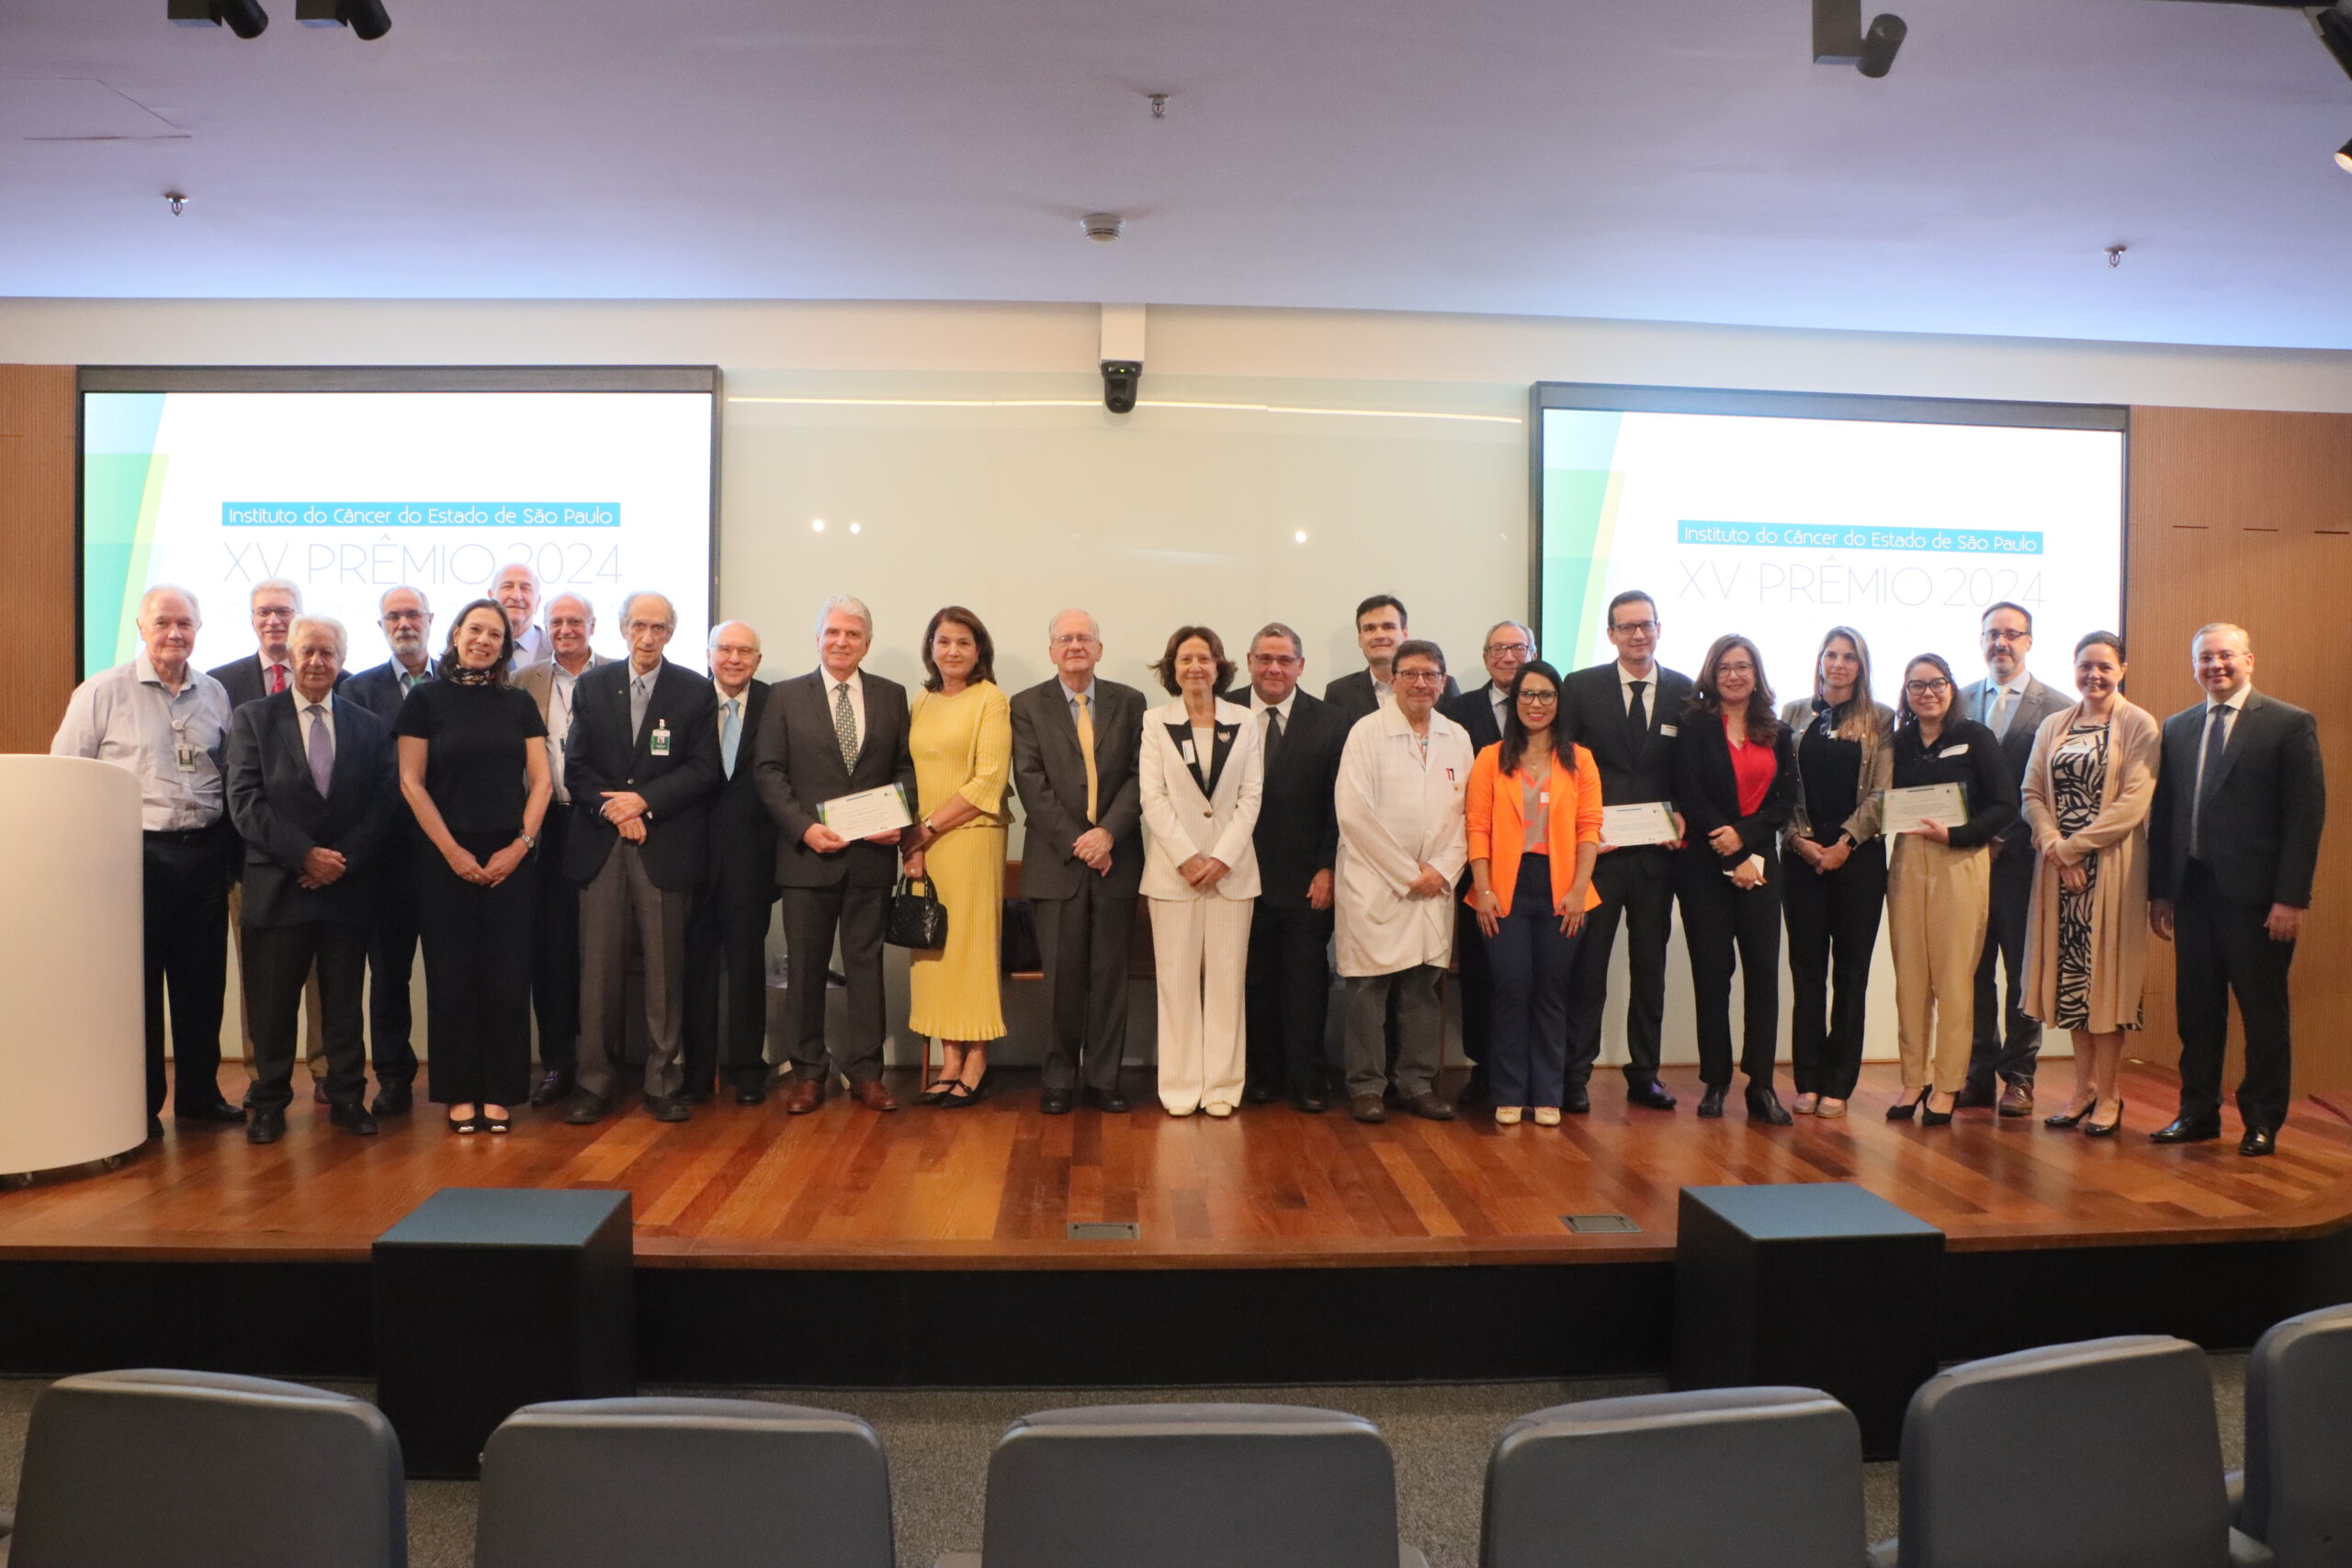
[{"left": 0, "top": 755, "right": 147, "bottom": 1175}]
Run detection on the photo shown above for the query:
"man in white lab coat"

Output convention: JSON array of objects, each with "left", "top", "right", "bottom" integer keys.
[{"left": 1334, "top": 638, "right": 1476, "bottom": 1123}]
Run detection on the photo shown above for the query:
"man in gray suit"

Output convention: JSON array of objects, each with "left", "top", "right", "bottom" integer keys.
[
  {"left": 1010, "top": 608, "right": 1147, "bottom": 1114},
  {"left": 515, "top": 593, "right": 612, "bottom": 1106},
  {"left": 1954, "top": 600, "right": 2069, "bottom": 1116}
]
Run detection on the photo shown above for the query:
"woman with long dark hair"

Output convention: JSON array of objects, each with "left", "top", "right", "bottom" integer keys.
[
  {"left": 1464, "top": 660, "right": 1602, "bottom": 1125},
  {"left": 1672, "top": 634, "right": 1799, "bottom": 1124},
  {"left": 1884, "top": 651, "right": 2019, "bottom": 1125},
  {"left": 1780, "top": 626, "right": 1894, "bottom": 1119}
]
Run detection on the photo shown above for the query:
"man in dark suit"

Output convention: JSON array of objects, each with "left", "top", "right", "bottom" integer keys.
[
  {"left": 684, "top": 620, "right": 779, "bottom": 1105},
  {"left": 1561, "top": 590, "right": 1691, "bottom": 1112},
  {"left": 559, "top": 592, "right": 721, "bottom": 1124},
  {"left": 1323, "top": 593, "right": 1462, "bottom": 723},
  {"left": 1953, "top": 601, "right": 2071, "bottom": 1116},
  {"left": 754, "top": 594, "right": 919, "bottom": 1113},
  {"left": 1438, "top": 618, "right": 1535, "bottom": 1105},
  {"left": 1010, "top": 607, "right": 1147, "bottom": 1114},
  {"left": 342, "top": 584, "right": 435, "bottom": 1116},
  {"left": 222, "top": 615, "right": 398, "bottom": 1145},
  {"left": 1239, "top": 623, "right": 1349, "bottom": 1111},
  {"left": 2148, "top": 623, "right": 2325, "bottom": 1156},
  {"left": 515, "top": 593, "right": 612, "bottom": 1107}
]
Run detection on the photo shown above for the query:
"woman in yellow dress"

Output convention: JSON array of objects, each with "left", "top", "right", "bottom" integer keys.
[{"left": 900, "top": 605, "right": 1012, "bottom": 1107}]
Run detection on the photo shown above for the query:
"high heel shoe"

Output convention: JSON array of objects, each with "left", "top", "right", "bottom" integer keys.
[
  {"left": 1920, "top": 1093, "right": 1954, "bottom": 1127},
  {"left": 2083, "top": 1099, "right": 2124, "bottom": 1138},
  {"left": 481, "top": 1109, "right": 511, "bottom": 1134},
  {"left": 2044, "top": 1096, "right": 2098, "bottom": 1129},
  {"left": 1885, "top": 1095, "right": 1922, "bottom": 1122},
  {"left": 938, "top": 1069, "right": 995, "bottom": 1110}
]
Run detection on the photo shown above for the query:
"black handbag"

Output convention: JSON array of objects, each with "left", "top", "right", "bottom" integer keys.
[{"left": 886, "top": 874, "right": 950, "bottom": 951}]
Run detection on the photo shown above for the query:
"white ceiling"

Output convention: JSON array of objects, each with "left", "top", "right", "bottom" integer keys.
[{"left": 5, "top": 0, "right": 2352, "bottom": 349}]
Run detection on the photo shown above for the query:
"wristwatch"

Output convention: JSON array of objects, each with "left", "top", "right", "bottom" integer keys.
[{"left": 521, "top": 832, "right": 537, "bottom": 849}]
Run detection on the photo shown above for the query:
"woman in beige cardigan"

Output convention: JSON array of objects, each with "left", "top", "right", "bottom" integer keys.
[{"left": 2021, "top": 631, "right": 2160, "bottom": 1137}]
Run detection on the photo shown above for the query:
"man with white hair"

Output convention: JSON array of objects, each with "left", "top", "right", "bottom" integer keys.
[
  {"left": 491, "top": 561, "right": 549, "bottom": 671},
  {"left": 53, "top": 585, "right": 243, "bottom": 1137},
  {"left": 684, "top": 620, "right": 780, "bottom": 1104},
  {"left": 516, "top": 592, "right": 611, "bottom": 1106},
  {"left": 224, "top": 615, "right": 400, "bottom": 1144},
  {"left": 754, "top": 594, "right": 918, "bottom": 1113},
  {"left": 206, "top": 578, "right": 306, "bottom": 708}
]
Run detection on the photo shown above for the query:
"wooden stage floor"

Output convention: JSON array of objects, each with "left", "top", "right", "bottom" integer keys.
[{"left": 5, "top": 1063, "right": 2350, "bottom": 1271}]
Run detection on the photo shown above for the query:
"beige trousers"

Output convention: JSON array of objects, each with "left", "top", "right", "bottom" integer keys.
[
  {"left": 1887, "top": 835, "right": 1992, "bottom": 1095},
  {"left": 1148, "top": 895, "right": 1253, "bottom": 1115}
]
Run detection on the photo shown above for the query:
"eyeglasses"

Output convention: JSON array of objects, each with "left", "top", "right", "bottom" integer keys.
[
  {"left": 1982, "top": 629, "right": 2029, "bottom": 644},
  {"left": 1051, "top": 633, "right": 1099, "bottom": 649},
  {"left": 1395, "top": 669, "right": 1446, "bottom": 684},
  {"left": 1516, "top": 690, "right": 1559, "bottom": 706},
  {"left": 1485, "top": 642, "right": 1533, "bottom": 658},
  {"left": 1905, "top": 679, "right": 1953, "bottom": 695},
  {"left": 1611, "top": 619, "right": 1660, "bottom": 637},
  {"left": 711, "top": 643, "right": 759, "bottom": 659}
]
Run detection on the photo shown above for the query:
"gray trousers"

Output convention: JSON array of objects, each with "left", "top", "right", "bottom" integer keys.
[
  {"left": 575, "top": 840, "right": 689, "bottom": 1102},
  {"left": 1343, "top": 965, "right": 1442, "bottom": 1099}
]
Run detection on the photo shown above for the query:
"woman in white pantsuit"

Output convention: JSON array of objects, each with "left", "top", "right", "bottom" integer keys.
[{"left": 1138, "top": 625, "right": 1264, "bottom": 1116}]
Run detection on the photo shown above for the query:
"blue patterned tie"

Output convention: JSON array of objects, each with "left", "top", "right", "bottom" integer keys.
[
  {"left": 721, "top": 698, "right": 741, "bottom": 779},
  {"left": 306, "top": 705, "right": 334, "bottom": 795}
]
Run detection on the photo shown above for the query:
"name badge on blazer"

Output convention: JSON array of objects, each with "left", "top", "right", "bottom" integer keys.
[
  {"left": 1180, "top": 737, "right": 1197, "bottom": 764},
  {"left": 1658, "top": 723, "right": 1679, "bottom": 737},
  {"left": 650, "top": 720, "right": 672, "bottom": 757}
]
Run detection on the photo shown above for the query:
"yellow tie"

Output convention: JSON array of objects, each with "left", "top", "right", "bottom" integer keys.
[{"left": 1075, "top": 692, "right": 1099, "bottom": 824}]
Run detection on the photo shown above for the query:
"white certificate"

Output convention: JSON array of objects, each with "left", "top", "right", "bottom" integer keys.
[
  {"left": 1600, "top": 801, "right": 1679, "bottom": 847},
  {"left": 819, "top": 784, "right": 913, "bottom": 839},
  {"left": 1882, "top": 783, "right": 1969, "bottom": 835}
]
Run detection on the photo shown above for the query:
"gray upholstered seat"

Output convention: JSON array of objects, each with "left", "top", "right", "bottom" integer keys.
[
  {"left": 2234, "top": 1303, "right": 2352, "bottom": 1566},
  {"left": 1481, "top": 1386, "right": 1865, "bottom": 1568},
  {"left": 6, "top": 1367, "right": 404, "bottom": 1568},
  {"left": 942, "top": 1402, "right": 1425, "bottom": 1568},
  {"left": 473, "top": 1395, "right": 893, "bottom": 1568},
  {"left": 1867, "top": 1335, "right": 2270, "bottom": 1568}
]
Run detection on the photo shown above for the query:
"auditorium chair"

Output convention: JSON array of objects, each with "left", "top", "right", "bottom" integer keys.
[
  {"left": 1866, "top": 1335, "right": 2273, "bottom": 1568},
  {"left": 474, "top": 1395, "right": 893, "bottom": 1568},
  {"left": 6, "top": 1368, "right": 405, "bottom": 1568},
  {"left": 939, "top": 1402, "right": 1428, "bottom": 1568},
  {"left": 1480, "top": 1386, "right": 1864, "bottom": 1568},
  {"left": 2232, "top": 1303, "right": 2352, "bottom": 1566}
]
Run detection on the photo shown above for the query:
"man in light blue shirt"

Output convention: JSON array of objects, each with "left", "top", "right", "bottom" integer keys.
[{"left": 51, "top": 584, "right": 246, "bottom": 1136}]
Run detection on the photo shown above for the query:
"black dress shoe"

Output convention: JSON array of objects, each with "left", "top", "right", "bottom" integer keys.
[
  {"left": 1243, "top": 1079, "right": 1277, "bottom": 1105},
  {"left": 1696, "top": 1085, "right": 1727, "bottom": 1119},
  {"left": 1405, "top": 1092, "right": 1458, "bottom": 1122},
  {"left": 1626, "top": 1079, "right": 1679, "bottom": 1111},
  {"left": 1560, "top": 1087, "right": 1591, "bottom": 1115},
  {"left": 1039, "top": 1088, "right": 1075, "bottom": 1116},
  {"left": 245, "top": 1110, "right": 286, "bottom": 1145},
  {"left": 1951, "top": 1082, "right": 1996, "bottom": 1111},
  {"left": 562, "top": 1092, "right": 612, "bottom": 1126},
  {"left": 1745, "top": 1085, "right": 1794, "bottom": 1126},
  {"left": 1349, "top": 1093, "right": 1388, "bottom": 1123},
  {"left": 2150, "top": 1115, "right": 2222, "bottom": 1145},
  {"left": 734, "top": 1083, "right": 769, "bottom": 1107},
  {"left": 528, "top": 1069, "right": 574, "bottom": 1110},
  {"left": 1085, "top": 1087, "right": 1131, "bottom": 1114},
  {"left": 174, "top": 1099, "right": 247, "bottom": 1125},
  {"left": 682, "top": 1086, "right": 716, "bottom": 1106},
  {"left": 371, "top": 1083, "right": 413, "bottom": 1117},
  {"left": 645, "top": 1095, "right": 692, "bottom": 1123},
  {"left": 1290, "top": 1086, "right": 1328, "bottom": 1114},
  {"left": 328, "top": 1103, "right": 379, "bottom": 1137},
  {"left": 2240, "top": 1126, "right": 2278, "bottom": 1157}
]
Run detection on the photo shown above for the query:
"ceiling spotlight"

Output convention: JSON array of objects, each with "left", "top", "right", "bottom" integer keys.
[
  {"left": 296, "top": 0, "right": 390, "bottom": 39},
  {"left": 2337, "top": 136, "right": 2352, "bottom": 174},
  {"left": 168, "top": 0, "right": 268, "bottom": 38},
  {"left": 1813, "top": 0, "right": 1906, "bottom": 78},
  {"left": 1080, "top": 212, "right": 1124, "bottom": 243},
  {"left": 164, "top": 191, "right": 191, "bottom": 216}
]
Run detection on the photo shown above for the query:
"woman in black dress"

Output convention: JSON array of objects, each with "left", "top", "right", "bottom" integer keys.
[{"left": 394, "top": 598, "right": 552, "bottom": 1133}]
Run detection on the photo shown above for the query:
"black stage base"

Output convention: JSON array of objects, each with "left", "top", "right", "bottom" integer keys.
[{"left": 5, "top": 1224, "right": 2350, "bottom": 1387}]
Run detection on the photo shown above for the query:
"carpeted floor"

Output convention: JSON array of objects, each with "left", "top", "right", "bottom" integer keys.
[{"left": 0, "top": 1359, "right": 2248, "bottom": 1568}]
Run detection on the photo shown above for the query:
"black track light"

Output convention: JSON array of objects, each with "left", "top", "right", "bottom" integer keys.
[
  {"left": 2315, "top": 6, "right": 2352, "bottom": 81},
  {"left": 167, "top": 0, "right": 268, "bottom": 39},
  {"left": 1814, "top": 0, "right": 1907, "bottom": 78},
  {"left": 295, "top": 0, "right": 390, "bottom": 39},
  {"left": 1858, "top": 14, "right": 1908, "bottom": 78}
]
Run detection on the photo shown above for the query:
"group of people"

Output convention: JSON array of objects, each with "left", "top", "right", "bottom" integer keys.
[{"left": 56, "top": 570, "right": 2324, "bottom": 1156}]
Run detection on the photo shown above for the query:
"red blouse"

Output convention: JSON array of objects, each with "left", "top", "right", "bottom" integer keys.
[{"left": 1725, "top": 713, "right": 1777, "bottom": 818}]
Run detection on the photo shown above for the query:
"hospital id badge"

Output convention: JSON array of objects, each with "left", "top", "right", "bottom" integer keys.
[
  {"left": 175, "top": 742, "right": 198, "bottom": 772},
  {"left": 650, "top": 721, "right": 671, "bottom": 757}
]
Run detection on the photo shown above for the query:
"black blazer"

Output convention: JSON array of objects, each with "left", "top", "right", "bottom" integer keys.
[
  {"left": 1249, "top": 691, "right": 1348, "bottom": 912},
  {"left": 753, "top": 667, "right": 919, "bottom": 890},
  {"left": 342, "top": 659, "right": 428, "bottom": 726},
  {"left": 1563, "top": 661, "right": 1695, "bottom": 807},
  {"left": 706, "top": 677, "right": 780, "bottom": 904},
  {"left": 562, "top": 659, "right": 722, "bottom": 891},
  {"left": 1441, "top": 682, "right": 1509, "bottom": 756},
  {"left": 1008, "top": 676, "right": 1147, "bottom": 901},
  {"left": 2148, "top": 690, "right": 2326, "bottom": 909},
  {"left": 208, "top": 653, "right": 345, "bottom": 712},
  {"left": 223, "top": 691, "right": 398, "bottom": 928},
  {"left": 1672, "top": 709, "right": 1799, "bottom": 878},
  {"left": 1322, "top": 667, "right": 1461, "bottom": 726}
]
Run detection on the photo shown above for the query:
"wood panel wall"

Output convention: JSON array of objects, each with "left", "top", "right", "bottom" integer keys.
[
  {"left": 2, "top": 368, "right": 2345, "bottom": 1089},
  {"left": 0, "top": 366, "right": 76, "bottom": 755},
  {"left": 2127, "top": 405, "right": 2352, "bottom": 1095}
]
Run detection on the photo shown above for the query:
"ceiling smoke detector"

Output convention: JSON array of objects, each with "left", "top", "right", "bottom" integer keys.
[
  {"left": 164, "top": 191, "right": 190, "bottom": 216},
  {"left": 1080, "top": 212, "right": 1124, "bottom": 243}
]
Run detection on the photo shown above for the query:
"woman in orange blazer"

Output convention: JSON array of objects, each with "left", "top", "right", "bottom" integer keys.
[{"left": 1465, "top": 660, "right": 1604, "bottom": 1126}]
